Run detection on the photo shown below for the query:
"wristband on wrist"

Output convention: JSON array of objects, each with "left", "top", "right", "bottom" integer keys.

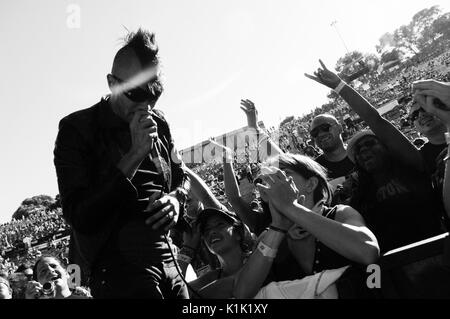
[
  {"left": 268, "top": 225, "right": 288, "bottom": 234},
  {"left": 176, "top": 253, "right": 192, "bottom": 264},
  {"left": 445, "top": 132, "right": 450, "bottom": 145},
  {"left": 257, "top": 241, "right": 278, "bottom": 259},
  {"left": 334, "top": 81, "right": 346, "bottom": 94}
]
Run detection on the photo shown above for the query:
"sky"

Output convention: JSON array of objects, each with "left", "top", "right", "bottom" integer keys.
[{"left": 0, "top": 0, "right": 449, "bottom": 224}]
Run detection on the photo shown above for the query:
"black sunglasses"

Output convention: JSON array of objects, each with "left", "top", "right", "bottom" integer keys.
[
  {"left": 111, "top": 74, "right": 160, "bottom": 103},
  {"left": 310, "top": 123, "right": 334, "bottom": 138}
]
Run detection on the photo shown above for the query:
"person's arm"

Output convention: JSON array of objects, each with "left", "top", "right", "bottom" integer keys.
[
  {"left": 189, "top": 273, "right": 236, "bottom": 299},
  {"left": 208, "top": 139, "right": 261, "bottom": 231},
  {"left": 240, "top": 99, "right": 283, "bottom": 162},
  {"left": 286, "top": 204, "right": 379, "bottom": 265},
  {"left": 233, "top": 200, "right": 293, "bottom": 299},
  {"left": 184, "top": 166, "right": 222, "bottom": 210},
  {"left": 259, "top": 167, "right": 379, "bottom": 265},
  {"left": 305, "top": 60, "right": 424, "bottom": 172}
]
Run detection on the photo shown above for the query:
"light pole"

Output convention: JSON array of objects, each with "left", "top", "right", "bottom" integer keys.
[{"left": 331, "top": 20, "right": 350, "bottom": 54}]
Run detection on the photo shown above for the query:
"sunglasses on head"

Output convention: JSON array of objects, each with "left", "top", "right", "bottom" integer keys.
[
  {"left": 111, "top": 74, "right": 160, "bottom": 103},
  {"left": 310, "top": 123, "right": 334, "bottom": 138}
]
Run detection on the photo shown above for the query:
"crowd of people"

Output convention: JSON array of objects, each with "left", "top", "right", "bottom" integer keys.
[
  {"left": 1, "top": 27, "right": 450, "bottom": 299},
  {"left": 0, "top": 209, "right": 68, "bottom": 253}
]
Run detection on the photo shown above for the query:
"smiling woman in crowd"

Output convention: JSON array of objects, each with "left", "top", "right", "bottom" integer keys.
[{"left": 177, "top": 207, "right": 255, "bottom": 299}]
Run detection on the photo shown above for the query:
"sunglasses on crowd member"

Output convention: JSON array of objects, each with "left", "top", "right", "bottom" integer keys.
[
  {"left": 310, "top": 123, "right": 335, "bottom": 138},
  {"left": 111, "top": 74, "right": 161, "bottom": 103},
  {"left": 354, "top": 138, "right": 379, "bottom": 155}
]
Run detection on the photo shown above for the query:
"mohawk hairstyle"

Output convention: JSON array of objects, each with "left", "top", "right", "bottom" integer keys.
[{"left": 119, "top": 27, "right": 160, "bottom": 67}]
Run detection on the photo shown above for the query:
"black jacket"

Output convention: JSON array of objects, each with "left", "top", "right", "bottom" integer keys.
[{"left": 53, "top": 97, "right": 189, "bottom": 276}]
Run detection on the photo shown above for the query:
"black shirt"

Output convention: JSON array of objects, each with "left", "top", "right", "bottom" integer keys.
[
  {"left": 350, "top": 162, "right": 444, "bottom": 253},
  {"left": 419, "top": 142, "right": 447, "bottom": 174},
  {"left": 54, "top": 97, "right": 189, "bottom": 269},
  {"left": 315, "top": 154, "right": 354, "bottom": 180}
]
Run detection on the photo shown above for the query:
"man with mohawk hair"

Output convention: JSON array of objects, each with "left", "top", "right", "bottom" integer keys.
[{"left": 54, "top": 28, "right": 190, "bottom": 298}]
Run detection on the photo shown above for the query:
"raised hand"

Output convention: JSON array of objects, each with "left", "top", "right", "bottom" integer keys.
[
  {"left": 240, "top": 99, "right": 258, "bottom": 129},
  {"left": 305, "top": 59, "right": 342, "bottom": 90}
]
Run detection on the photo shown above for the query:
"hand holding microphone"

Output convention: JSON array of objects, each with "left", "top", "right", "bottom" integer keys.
[{"left": 129, "top": 110, "right": 158, "bottom": 160}]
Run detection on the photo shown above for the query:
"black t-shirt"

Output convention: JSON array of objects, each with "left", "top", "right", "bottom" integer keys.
[
  {"left": 315, "top": 154, "right": 354, "bottom": 180},
  {"left": 419, "top": 142, "right": 447, "bottom": 174},
  {"left": 351, "top": 163, "right": 444, "bottom": 253}
]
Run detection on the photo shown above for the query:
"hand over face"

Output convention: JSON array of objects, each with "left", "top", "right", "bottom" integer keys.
[
  {"left": 144, "top": 193, "right": 180, "bottom": 232},
  {"left": 413, "top": 80, "right": 450, "bottom": 126},
  {"left": 256, "top": 166, "right": 300, "bottom": 215}
]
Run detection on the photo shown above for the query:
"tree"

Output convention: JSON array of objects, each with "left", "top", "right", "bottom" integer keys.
[
  {"left": 431, "top": 12, "right": 450, "bottom": 41},
  {"left": 12, "top": 195, "right": 57, "bottom": 220},
  {"left": 376, "top": 32, "right": 397, "bottom": 54},
  {"left": 380, "top": 48, "right": 403, "bottom": 69},
  {"left": 391, "top": 6, "right": 442, "bottom": 54},
  {"left": 279, "top": 116, "right": 295, "bottom": 127}
]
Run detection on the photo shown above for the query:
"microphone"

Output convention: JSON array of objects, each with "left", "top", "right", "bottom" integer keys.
[{"left": 150, "top": 138, "right": 164, "bottom": 176}]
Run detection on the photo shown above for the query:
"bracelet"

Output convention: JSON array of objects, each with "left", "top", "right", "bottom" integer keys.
[
  {"left": 268, "top": 225, "right": 288, "bottom": 234},
  {"left": 176, "top": 253, "right": 192, "bottom": 264},
  {"left": 445, "top": 132, "right": 450, "bottom": 145},
  {"left": 257, "top": 241, "right": 278, "bottom": 259},
  {"left": 334, "top": 81, "right": 346, "bottom": 94}
]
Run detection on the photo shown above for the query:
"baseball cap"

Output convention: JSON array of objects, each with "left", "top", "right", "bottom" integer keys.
[{"left": 196, "top": 208, "right": 239, "bottom": 234}]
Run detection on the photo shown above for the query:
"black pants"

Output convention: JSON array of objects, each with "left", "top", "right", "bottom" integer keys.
[{"left": 90, "top": 260, "right": 189, "bottom": 299}]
